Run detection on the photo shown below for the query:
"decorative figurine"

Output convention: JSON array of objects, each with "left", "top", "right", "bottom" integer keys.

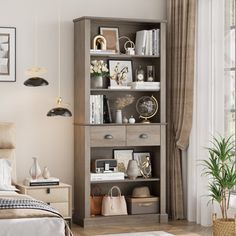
[{"left": 92, "top": 35, "right": 107, "bottom": 50}]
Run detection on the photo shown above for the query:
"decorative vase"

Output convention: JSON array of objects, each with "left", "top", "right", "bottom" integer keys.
[
  {"left": 42, "top": 166, "right": 50, "bottom": 179},
  {"left": 129, "top": 116, "right": 135, "bottom": 124},
  {"left": 29, "top": 157, "right": 41, "bottom": 180},
  {"left": 91, "top": 75, "right": 103, "bottom": 88},
  {"left": 126, "top": 160, "right": 139, "bottom": 180},
  {"left": 115, "top": 110, "right": 122, "bottom": 124}
]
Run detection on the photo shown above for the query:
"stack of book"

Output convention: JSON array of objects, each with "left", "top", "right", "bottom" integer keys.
[
  {"left": 90, "top": 95, "right": 112, "bottom": 124},
  {"left": 135, "top": 29, "right": 160, "bottom": 56},
  {"left": 24, "top": 177, "right": 60, "bottom": 186},
  {"left": 90, "top": 172, "right": 125, "bottom": 181},
  {"left": 129, "top": 82, "right": 160, "bottom": 90}
]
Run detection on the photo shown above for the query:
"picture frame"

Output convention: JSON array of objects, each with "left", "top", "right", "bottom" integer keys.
[
  {"left": 108, "top": 60, "right": 133, "bottom": 87},
  {"left": 133, "top": 152, "right": 152, "bottom": 177},
  {"left": 0, "top": 27, "right": 16, "bottom": 82},
  {"left": 113, "top": 149, "right": 133, "bottom": 175},
  {"left": 100, "top": 27, "right": 119, "bottom": 53}
]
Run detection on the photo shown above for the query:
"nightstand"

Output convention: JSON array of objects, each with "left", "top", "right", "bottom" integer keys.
[{"left": 16, "top": 183, "right": 72, "bottom": 224}]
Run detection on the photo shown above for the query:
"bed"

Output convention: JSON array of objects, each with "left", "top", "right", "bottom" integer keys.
[{"left": 0, "top": 122, "right": 72, "bottom": 236}]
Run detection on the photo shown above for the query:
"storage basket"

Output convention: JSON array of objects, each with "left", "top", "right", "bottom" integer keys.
[{"left": 213, "top": 214, "right": 236, "bottom": 236}]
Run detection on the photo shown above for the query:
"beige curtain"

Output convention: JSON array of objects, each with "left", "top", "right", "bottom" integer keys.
[{"left": 166, "top": 0, "right": 197, "bottom": 219}]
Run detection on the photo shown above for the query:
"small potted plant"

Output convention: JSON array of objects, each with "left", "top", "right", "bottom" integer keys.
[
  {"left": 202, "top": 135, "right": 236, "bottom": 236},
  {"left": 90, "top": 60, "right": 109, "bottom": 88}
]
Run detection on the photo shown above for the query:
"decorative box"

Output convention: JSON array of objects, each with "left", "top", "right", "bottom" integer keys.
[{"left": 126, "top": 197, "right": 159, "bottom": 215}]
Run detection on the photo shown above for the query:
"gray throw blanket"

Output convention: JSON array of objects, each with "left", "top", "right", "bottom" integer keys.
[{"left": 0, "top": 198, "right": 61, "bottom": 217}]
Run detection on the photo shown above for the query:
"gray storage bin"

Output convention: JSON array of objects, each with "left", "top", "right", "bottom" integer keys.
[{"left": 126, "top": 197, "right": 159, "bottom": 215}]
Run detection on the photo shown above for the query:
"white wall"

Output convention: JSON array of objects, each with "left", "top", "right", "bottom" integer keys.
[{"left": 0, "top": 0, "right": 166, "bottom": 186}]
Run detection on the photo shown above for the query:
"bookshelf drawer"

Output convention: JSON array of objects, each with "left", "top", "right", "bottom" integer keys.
[
  {"left": 90, "top": 126, "right": 126, "bottom": 147},
  {"left": 27, "top": 187, "right": 69, "bottom": 203},
  {"left": 126, "top": 125, "right": 161, "bottom": 146}
]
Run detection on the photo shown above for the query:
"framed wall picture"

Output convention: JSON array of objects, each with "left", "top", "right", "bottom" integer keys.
[
  {"left": 0, "top": 27, "right": 16, "bottom": 82},
  {"left": 100, "top": 27, "right": 119, "bottom": 53},
  {"left": 133, "top": 152, "right": 152, "bottom": 177},
  {"left": 108, "top": 60, "right": 133, "bottom": 87},
  {"left": 113, "top": 149, "right": 133, "bottom": 175}
]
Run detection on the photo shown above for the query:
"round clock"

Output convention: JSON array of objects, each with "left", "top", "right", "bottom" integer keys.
[{"left": 135, "top": 65, "right": 145, "bottom": 82}]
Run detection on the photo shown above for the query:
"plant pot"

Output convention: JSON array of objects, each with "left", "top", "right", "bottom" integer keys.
[
  {"left": 91, "top": 75, "right": 107, "bottom": 88},
  {"left": 213, "top": 218, "right": 236, "bottom": 236}
]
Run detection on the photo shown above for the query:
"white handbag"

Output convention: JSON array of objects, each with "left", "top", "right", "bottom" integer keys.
[{"left": 101, "top": 186, "right": 128, "bottom": 216}]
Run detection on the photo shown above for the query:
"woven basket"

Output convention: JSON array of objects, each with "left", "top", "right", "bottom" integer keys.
[{"left": 213, "top": 214, "right": 236, "bottom": 236}]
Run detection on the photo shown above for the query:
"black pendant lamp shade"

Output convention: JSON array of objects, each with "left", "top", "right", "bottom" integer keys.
[
  {"left": 47, "top": 97, "right": 72, "bottom": 117},
  {"left": 24, "top": 77, "right": 49, "bottom": 87}
]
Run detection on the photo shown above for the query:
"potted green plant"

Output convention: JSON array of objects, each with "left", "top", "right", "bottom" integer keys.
[
  {"left": 202, "top": 135, "right": 236, "bottom": 236},
  {"left": 90, "top": 60, "right": 109, "bottom": 88}
]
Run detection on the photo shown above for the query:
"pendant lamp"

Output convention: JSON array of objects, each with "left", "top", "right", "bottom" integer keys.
[
  {"left": 24, "top": 16, "right": 49, "bottom": 87},
  {"left": 47, "top": 4, "right": 72, "bottom": 117}
]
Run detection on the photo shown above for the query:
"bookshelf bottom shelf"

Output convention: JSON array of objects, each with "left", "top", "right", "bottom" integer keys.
[{"left": 76, "top": 213, "right": 168, "bottom": 227}]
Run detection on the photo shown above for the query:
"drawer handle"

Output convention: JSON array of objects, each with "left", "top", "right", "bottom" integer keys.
[
  {"left": 104, "top": 134, "right": 113, "bottom": 139},
  {"left": 138, "top": 203, "right": 153, "bottom": 207},
  {"left": 139, "top": 133, "right": 148, "bottom": 139},
  {"left": 46, "top": 188, "right": 50, "bottom": 194},
  {"left": 47, "top": 202, "right": 50, "bottom": 205}
]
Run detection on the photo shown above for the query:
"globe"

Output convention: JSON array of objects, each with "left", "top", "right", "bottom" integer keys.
[{"left": 136, "top": 95, "right": 158, "bottom": 123}]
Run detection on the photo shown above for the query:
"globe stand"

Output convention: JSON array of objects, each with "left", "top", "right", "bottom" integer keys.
[{"left": 140, "top": 117, "right": 151, "bottom": 123}]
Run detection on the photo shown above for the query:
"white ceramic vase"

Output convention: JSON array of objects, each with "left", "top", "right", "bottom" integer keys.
[
  {"left": 91, "top": 75, "right": 103, "bottom": 88},
  {"left": 127, "top": 160, "right": 139, "bottom": 180},
  {"left": 29, "top": 157, "right": 41, "bottom": 179},
  {"left": 115, "top": 110, "right": 122, "bottom": 124},
  {"left": 42, "top": 166, "right": 50, "bottom": 179}
]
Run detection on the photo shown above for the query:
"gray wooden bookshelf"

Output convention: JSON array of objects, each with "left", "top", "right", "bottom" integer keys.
[{"left": 73, "top": 16, "right": 167, "bottom": 227}]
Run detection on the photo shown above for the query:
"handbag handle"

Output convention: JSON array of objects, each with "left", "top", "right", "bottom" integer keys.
[{"left": 108, "top": 186, "right": 122, "bottom": 197}]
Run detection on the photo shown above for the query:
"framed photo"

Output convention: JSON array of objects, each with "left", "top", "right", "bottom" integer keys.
[
  {"left": 133, "top": 152, "right": 152, "bottom": 177},
  {"left": 108, "top": 60, "right": 133, "bottom": 87},
  {"left": 100, "top": 27, "right": 119, "bottom": 53},
  {"left": 113, "top": 149, "right": 133, "bottom": 175},
  {"left": 0, "top": 27, "right": 16, "bottom": 82}
]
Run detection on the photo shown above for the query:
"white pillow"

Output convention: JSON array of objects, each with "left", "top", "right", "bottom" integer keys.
[
  {"left": 0, "top": 159, "right": 11, "bottom": 185},
  {"left": 0, "top": 159, "right": 17, "bottom": 191}
]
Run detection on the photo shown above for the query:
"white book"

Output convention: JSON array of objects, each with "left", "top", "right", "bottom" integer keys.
[
  {"left": 108, "top": 86, "right": 131, "bottom": 90},
  {"left": 148, "top": 30, "right": 153, "bottom": 55},
  {"left": 135, "top": 30, "right": 147, "bottom": 55},
  {"left": 152, "top": 29, "right": 157, "bottom": 55},
  {"left": 156, "top": 29, "right": 160, "bottom": 57},
  {"left": 90, "top": 172, "right": 125, "bottom": 181},
  {"left": 100, "top": 95, "right": 104, "bottom": 124}
]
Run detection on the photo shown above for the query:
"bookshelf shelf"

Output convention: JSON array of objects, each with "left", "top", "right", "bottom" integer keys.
[
  {"left": 74, "top": 16, "right": 167, "bottom": 227},
  {"left": 90, "top": 88, "right": 160, "bottom": 92},
  {"left": 90, "top": 53, "right": 160, "bottom": 59},
  {"left": 91, "top": 177, "right": 160, "bottom": 184}
]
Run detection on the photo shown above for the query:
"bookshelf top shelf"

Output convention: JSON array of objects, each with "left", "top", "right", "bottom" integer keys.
[
  {"left": 74, "top": 16, "right": 167, "bottom": 24},
  {"left": 90, "top": 88, "right": 160, "bottom": 92},
  {"left": 90, "top": 53, "right": 160, "bottom": 59},
  {"left": 91, "top": 177, "right": 160, "bottom": 184}
]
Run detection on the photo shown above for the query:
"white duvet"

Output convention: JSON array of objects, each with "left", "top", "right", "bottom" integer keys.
[{"left": 0, "top": 191, "right": 66, "bottom": 236}]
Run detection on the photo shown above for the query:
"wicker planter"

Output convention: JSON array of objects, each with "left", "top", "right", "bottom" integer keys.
[{"left": 213, "top": 217, "right": 236, "bottom": 236}]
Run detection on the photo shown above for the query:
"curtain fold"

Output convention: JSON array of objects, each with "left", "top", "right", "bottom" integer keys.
[{"left": 167, "top": 0, "right": 197, "bottom": 219}]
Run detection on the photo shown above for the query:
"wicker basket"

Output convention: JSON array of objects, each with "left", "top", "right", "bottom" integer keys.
[{"left": 213, "top": 214, "right": 236, "bottom": 236}]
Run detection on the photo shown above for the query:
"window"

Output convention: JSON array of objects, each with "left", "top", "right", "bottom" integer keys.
[{"left": 225, "top": 0, "right": 236, "bottom": 137}]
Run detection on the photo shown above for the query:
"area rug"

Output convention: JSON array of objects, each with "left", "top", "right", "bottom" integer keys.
[{"left": 96, "top": 231, "right": 174, "bottom": 236}]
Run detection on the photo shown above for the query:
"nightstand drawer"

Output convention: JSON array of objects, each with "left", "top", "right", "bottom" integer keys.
[
  {"left": 126, "top": 125, "right": 161, "bottom": 146},
  {"left": 27, "top": 187, "right": 69, "bottom": 202},
  {"left": 50, "top": 202, "right": 69, "bottom": 217},
  {"left": 90, "top": 126, "right": 126, "bottom": 147}
]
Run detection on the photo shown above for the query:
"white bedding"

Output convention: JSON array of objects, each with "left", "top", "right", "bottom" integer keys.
[
  {"left": 0, "top": 217, "right": 65, "bottom": 236},
  {"left": 0, "top": 191, "right": 66, "bottom": 236}
]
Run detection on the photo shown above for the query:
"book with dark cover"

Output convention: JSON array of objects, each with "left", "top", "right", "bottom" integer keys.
[{"left": 103, "top": 96, "right": 112, "bottom": 123}]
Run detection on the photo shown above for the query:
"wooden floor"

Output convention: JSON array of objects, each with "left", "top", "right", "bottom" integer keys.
[{"left": 71, "top": 220, "right": 212, "bottom": 236}]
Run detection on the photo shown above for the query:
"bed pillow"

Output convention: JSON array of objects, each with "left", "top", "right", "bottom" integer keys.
[
  {"left": 0, "top": 149, "right": 17, "bottom": 184},
  {"left": 0, "top": 122, "right": 15, "bottom": 149},
  {"left": 0, "top": 158, "right": 18, "bottom": 191}
]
